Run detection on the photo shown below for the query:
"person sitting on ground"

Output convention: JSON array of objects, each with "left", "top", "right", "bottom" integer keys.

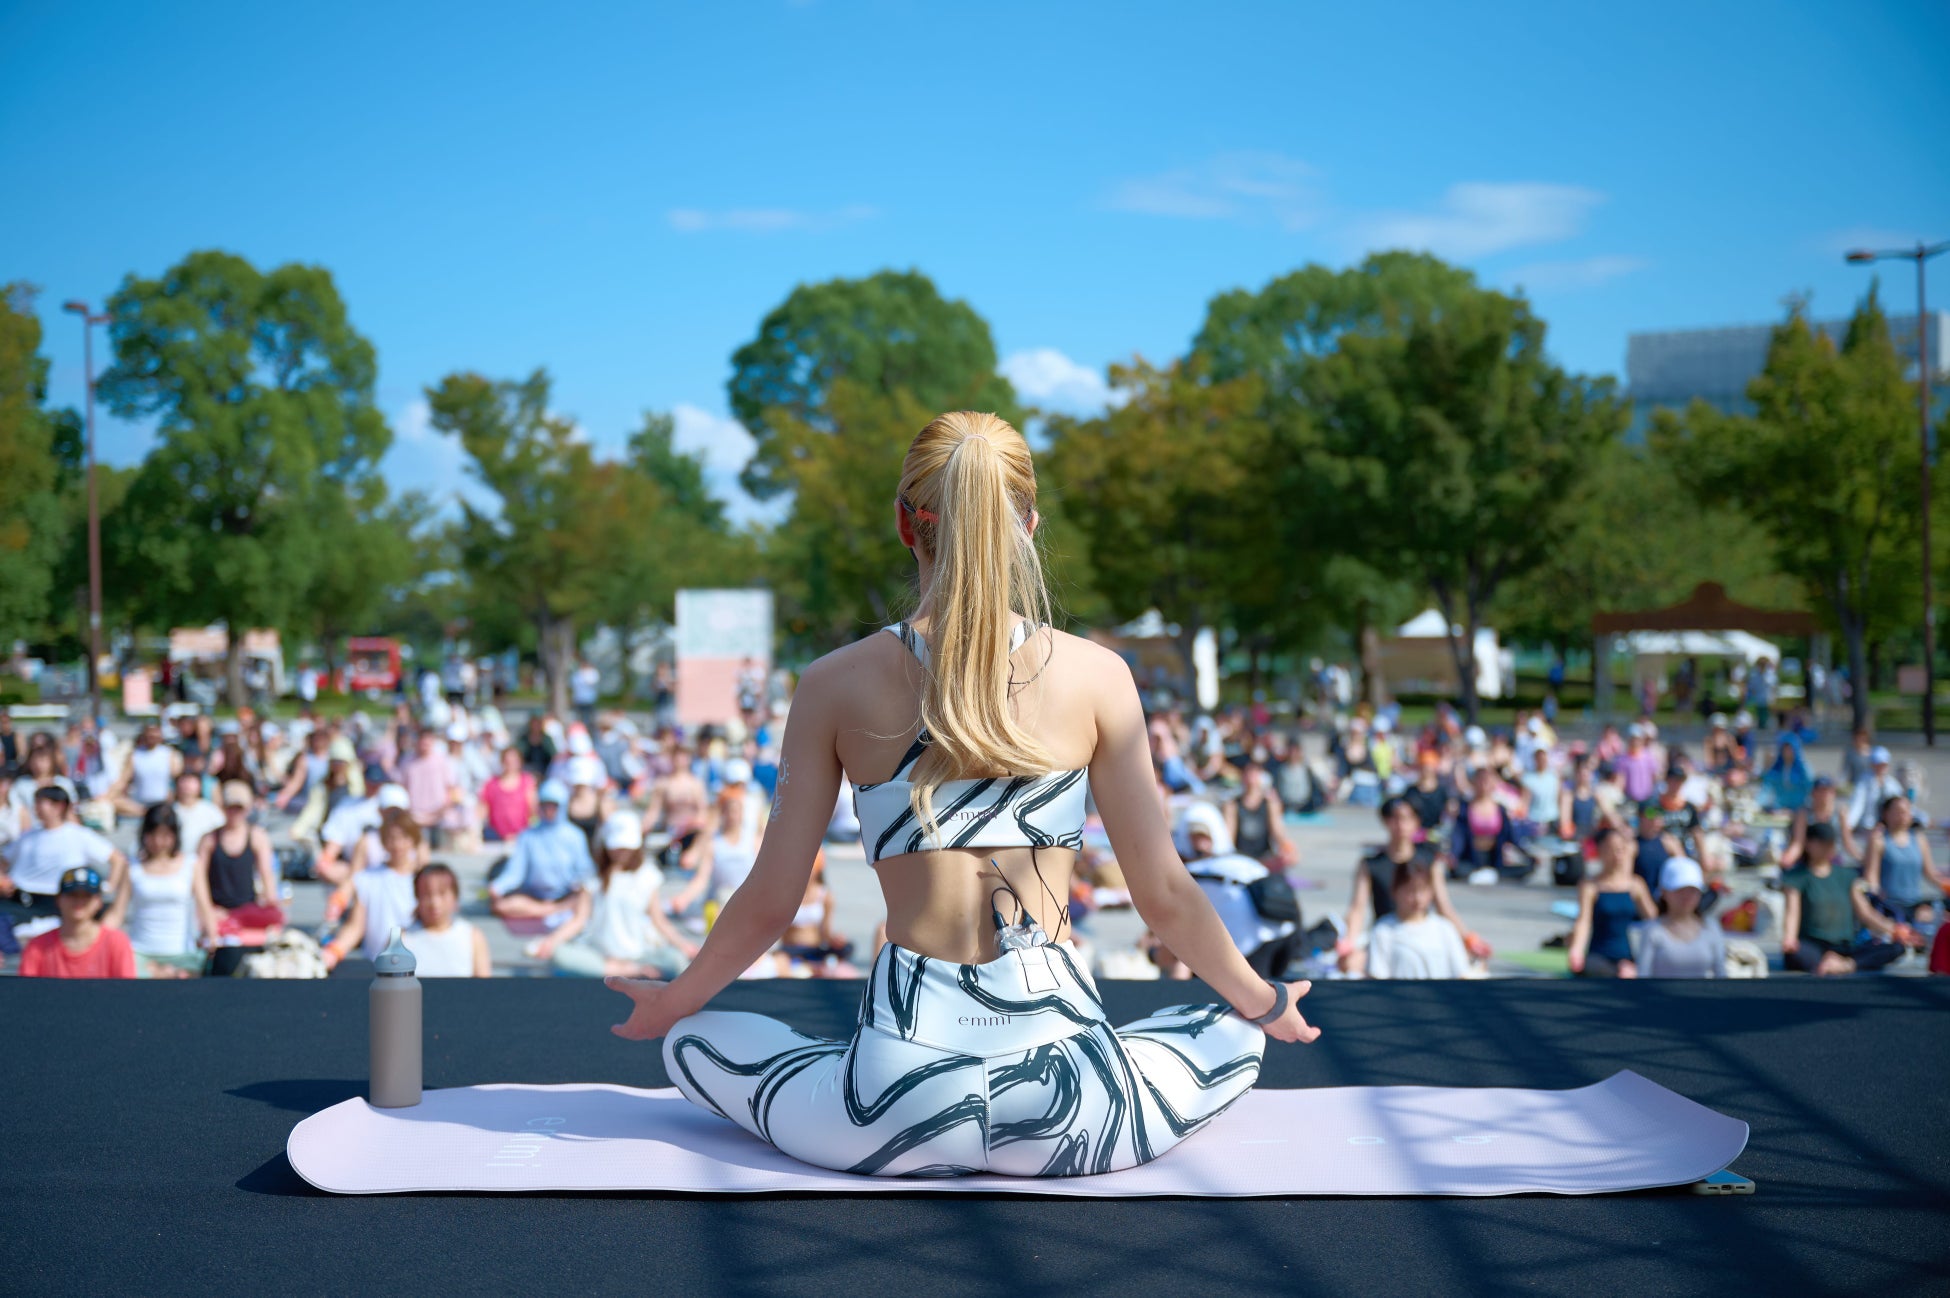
[
  {"left": 271, "top": 727, "right": 332, "bottom": 816},
  {"left": 539, "top": 811, "right": 696, "bottom": 978},
  {"left": 774, "top": 847, "right": 858, "bottom": 976},
  {"left": 1366, "top": 860, "right": 1472, "bottom": 979},
  {"left": 1782, "top": 822, "right": 1908, "bottom": 975},
  {"left": 1516, "top": 747, "right": 1561, "bottom": 839},
  {"left": 110, "top": 722, "right": 181, "bottom": 820},
  {"left": 315, "top": 780, "right": 411, "bottom": 897},
  {"left": 1839, "top": 727, "right": 1877, "bottom": 791},
  {"left": 400, "top": 727, "right": 460, "bottom": 850},
  {"left": 1224, "top": 759, "right": 1298, "bottom": 867},
  {"left": 1845, "top": 747, "right": 1904, "bottom": 837},
  {"left": 1557, "top": 753, "right": 1612, "bottom": 844},
  {"left": 104, "top": 804, "right": 203, "bottom": 977},
  {"left": 1402, "top": 750, "right": 1454, "bottom": 840},
  {"left": 1760, "top": 738, "right": 1812, "bottom": 814},
  {"left": 1782, "top": 776, "right": 1861, "bottom": 868},
  {"left": 321, "top": 811, "right": 426, "bottom": 969},
  {"left": 1449, "top": 765, "right": 1521, "bottom": 879},
  {"left": 1568, "top": 826, "right": 1658, "bottom": 978},
  {"left": 400, "top": 862, "right": 491, "bottom": 977},
  {"left": 479, "top": 743, "right": 537, "bottom": 844},
  {"left": 1630, "top": 800, "right": 1689, "bottom": 904},
  {"left": 19, "top": 866, "right": 135, "bottom": 978},
  {"left": 1151, "top": 829, "right": 1304, "bottom": 980},
  {"left": 487, "top": 779, "right": 595, "bottom": 923},
  {"left": 1340, "top": 795, "right": 1477, "bottom": 974},
  {"left": 664, "top": 759, "right": 768, "bottom": 922},
  {"left": 1860, "top": 793, "right": 1946, "bottom": 931},
  {"left": 193, "top": 781, "right": 283, "bottom": 945},
  {"left": 1, "top": 783, "right": 128, "bottom": 942},
  {"left": 1636, "top": 857, "right": 1725, "bottom": 978}
]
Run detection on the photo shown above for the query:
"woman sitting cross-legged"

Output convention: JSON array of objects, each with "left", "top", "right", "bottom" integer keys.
[
  {"left": 1568, "top": 826, "right": 1657, "bottom": 978},
  {"left": 540, "top": 811, "right": 699, "bottom": 979},
  {"left": 1366, "top": 860, "right": 1471, "bottom": 979},
  {"left": 604, "top": 411, "right": 1320, "bottom": 1180}
]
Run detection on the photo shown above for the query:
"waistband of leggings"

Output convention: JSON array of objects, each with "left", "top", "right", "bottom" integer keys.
[{"left": 859, "top": 938, "right": 1108, "bottom": 1056}]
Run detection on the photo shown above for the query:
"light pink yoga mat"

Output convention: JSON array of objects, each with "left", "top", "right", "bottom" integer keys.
[{"left": 286, "top": 1070, "right": 1746, "bottom": 1197}]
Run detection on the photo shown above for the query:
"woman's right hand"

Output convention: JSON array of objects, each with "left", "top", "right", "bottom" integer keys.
[{"left": 1253, "top": 980, "right": 1322, "bottom": 1044}]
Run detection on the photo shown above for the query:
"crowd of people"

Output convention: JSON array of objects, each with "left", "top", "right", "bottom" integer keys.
[{"left": 2, "top": 673, "right": 1945, "bottom": 981}]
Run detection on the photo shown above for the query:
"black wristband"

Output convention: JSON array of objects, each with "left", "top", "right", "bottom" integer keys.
[{"left": 1244, "top": 979, "right": 1288, "bottom": 1025}]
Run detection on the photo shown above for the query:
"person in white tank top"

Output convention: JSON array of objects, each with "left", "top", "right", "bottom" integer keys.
[
  {"left": 112, "top": 725, "right": 181, "bottom": 819},
  {"left": 665, "top": 766, "right": 768, "bottom": 919},
  {"left": 541, "top": 812, "right": 699, "bottom": 978},
  {"left": 104, "top": 804, "right": 203, "bottom": 977},
  {"left": 400, "top": 863, "right": 490, "bottom": 977}
]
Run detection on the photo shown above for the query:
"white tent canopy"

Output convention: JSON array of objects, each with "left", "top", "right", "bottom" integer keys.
[
  {"left": 1618, "top": 630, "right": 1779, "bottom": 663},
  {"left": 1380, "top": 609, "right": 1510, "bottom": 700}
]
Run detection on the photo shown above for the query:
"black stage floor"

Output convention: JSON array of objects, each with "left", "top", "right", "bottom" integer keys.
[{"left": 5, "top": 976, "right": 1946, "bottom": 1297}]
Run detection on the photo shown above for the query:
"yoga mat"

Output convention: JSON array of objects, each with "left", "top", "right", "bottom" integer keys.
[{"left": 287, "top": 1070, "right": 1746, "bottom": 1197}]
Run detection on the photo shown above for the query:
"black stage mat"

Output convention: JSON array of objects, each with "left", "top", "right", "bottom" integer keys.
[{"left": 4, "top": 976, "right": 1946, "bottom": 1297}]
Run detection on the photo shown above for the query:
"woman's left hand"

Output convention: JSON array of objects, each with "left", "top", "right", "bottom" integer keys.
[{"left": 605, "top": 976, "right": 679, "bottom": 1041}]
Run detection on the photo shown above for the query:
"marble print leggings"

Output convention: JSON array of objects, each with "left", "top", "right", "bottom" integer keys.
[{"left": 662, "top": 932, "right": 1265, "bottom": 1178}]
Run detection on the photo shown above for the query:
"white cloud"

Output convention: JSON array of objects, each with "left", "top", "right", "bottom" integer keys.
[
  {"left": 1501, "top": 254, "right": 1650, "bottom": 294},
  {"left": 671, "top": 403, "right": 757, "bottom": 475},
  {"left": 385, "top": 399, "right": 496, "bottom": 516},
  {"left": 667, "top": 204, "right": 878, "bottom": 234},
  {"left": 1347, "top": 182, "right": 1604, "bottom": 260},
  {"left": 1107, "top": 152, "right": 1319, "bottom": 231},
  {"left": 1001, "top": 348, "right": 1123, "bottom": 414}
]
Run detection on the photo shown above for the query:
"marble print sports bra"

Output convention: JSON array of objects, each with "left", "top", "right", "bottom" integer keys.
[{"left": 852, "top": 621, "right": 1089, "bottom": 865}]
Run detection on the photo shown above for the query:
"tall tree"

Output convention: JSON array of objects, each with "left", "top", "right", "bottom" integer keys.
[
  {"left": 304, "top": 482, "right": 437, "bottom": 681},
  {"left": 1305, "top": 288, "right": 1629, "bottom": 720},
  {"left": 96, "top": 252, "right": 388, "bottom": 705},
  {"left": 1043, "top": 359, "right": 1275, "bottom": 685},
  {"left": 728, "top": 269, "right": 1019, "bottom": 500},
  {"left": 1655, "top": 290, "right": 1921, "bottom": 731},
  {"left": 0, "top": 284, "right": 74, "bottom": 647}
]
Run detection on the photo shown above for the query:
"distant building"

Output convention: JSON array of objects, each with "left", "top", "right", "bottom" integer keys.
[{"left": 1625, "top": 309, "right": 1948, "bottom": 438}]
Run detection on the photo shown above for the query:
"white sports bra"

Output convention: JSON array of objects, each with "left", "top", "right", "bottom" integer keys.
[{"left": 853, "top": 621, "right": 1089, "bottom": 864}]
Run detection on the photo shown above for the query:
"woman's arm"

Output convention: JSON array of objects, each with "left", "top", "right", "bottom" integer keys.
[
  {"left": 1919, "top": 834, "right": 1949, "bottom": 892},
  {"left": 1088, "top": 659, "right": 1318, "bottom": 1042},
  {"left": 537, "top": 888, "right": 593, "bottom": 957},
  {"left": 1431, "top": 868, "right": 1467, "bottom": 933},
  {"left": 1781, "top": 810, "right": 1808, "bottom": 868},
  {"left": 273, "top": 761, "right": 306, "bottom": 811},
  {"left": 323, "top": 892, "right": 367, "bottom": 967},
  {"left": 612, "top": 658, "right": 843, "bottom": 1040},
  {"left": 193, "top": 839, "right": 219, "bottom": 942},
  {"left": 1343, "top": 865, "right": 1373, "bottom": 940},
  {"left": 1861, "top": 827, "right": 1885, "bottom": 893},
  {"left": 1780, "top": 887, "right": 1801, "bottom": 952},
  {"left": 1632, "top": 878, "right": 1659, "bottom": 920},
  {"left": 1849, "top": 880, "right": 1899, "bottom": 941},
  {"left": 1557, "top": 786, "right": 1575, "bottom": 839},
  {"left": 1265, "top": 792, "right": 1298, "bottom": 864},
  {"left": 645, "top": 893, "right": 699, "bottom": 956},
  {"left": 251, "top": 827, "right": 278, "bottom": 904},
  {"left": 471, "top": 926, "right": 493, "bottom": 977},
  {"left": 1567, "top": 882, "right": 1595, "bottom": 973}
]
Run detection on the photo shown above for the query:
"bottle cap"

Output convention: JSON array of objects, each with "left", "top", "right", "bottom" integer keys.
[{"left": 373, "top": 926, "right": 416, "bottom": 976}]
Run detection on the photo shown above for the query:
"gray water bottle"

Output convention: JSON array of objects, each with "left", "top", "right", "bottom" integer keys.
[{"left": 369, "top": 926, "right": 422, "bottom": 1108}]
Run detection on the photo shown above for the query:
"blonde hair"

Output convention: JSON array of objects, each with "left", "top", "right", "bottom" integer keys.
[{"left": 897, "top": 411, "right": 1057, "bottom": 838}]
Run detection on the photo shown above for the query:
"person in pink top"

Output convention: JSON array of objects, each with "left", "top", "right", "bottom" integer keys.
[
  {"left": 480, "top": 744, "right": 537, "bottom": 843},
  {"left": 1614, "top": 725, "right": 1662, "bottom": 804},
  {"left": 400, "top": 728, "right": 460, "bottom": 849}
]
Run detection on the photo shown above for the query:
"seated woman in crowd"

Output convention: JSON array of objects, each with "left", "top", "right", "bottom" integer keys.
[
  {"left": 401, "top": 862, "right": 492, "bottom": 977},
  {"left": 1366, "top": 860, "right": 1471, "bottom": 979},
  {"left": 1340, "top": 796, "right": 1476, "bottom": 974},
  {"left": 1516, "top": 747, "right": 1560, "bottom": 838},
  {"left": 1636, "top": 857, "right": 1725, "bottom": 978},
  {"left": 193, "top": 781, "right": 282, "bottom": 945},
  {"left": 1860, "top": 794, "right": 1946, "bottom": 930},
  {"left": 321, "top": 811, "right": 426, "bottom": 969},
  {"left": 1449, "top": 764, "right": 1523, "bottom": 879},
  {"left": 771, "top": 848, "right": 859, "bottom": 977},
  {"left": 1782, "top": 822, "right": 1908, "bottom": 975},
  {"left": 1402, "top": 750, "right": 1454, "bottom": 839},
  {"left": 1556, "top": 753, "right": 1611, "bottom": 844},
  {"left": 539, "top": 812, "right": 697, "bottom": 979},
  {"left": 1568, "top": 826, "right": 1658, "bottom": 978},
  {"left": 1147, "top": 821, "right": 1304, "bottom": 980},
  {"left": 1760, "top": 738, "right": 1812, "bottom": 814},
  {"left": 105, "top": 804, "right": 203, "bottom": 978},
  {"left": 1781, "top": 776, "right": 1860, "bottom": 869},
  {"left": 1224, "top": 759, "right": 1299, "bottom": 868}
]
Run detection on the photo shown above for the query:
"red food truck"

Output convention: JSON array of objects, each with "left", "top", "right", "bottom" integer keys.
[{"left": 339, "top": 637, "right": 403, "bottom": 694}]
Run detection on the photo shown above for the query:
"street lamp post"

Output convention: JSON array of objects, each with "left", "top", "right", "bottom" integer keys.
[
  {"left": 61, "top": 300, "right": 110, "bottom": 731},
  {"left": 1847, "top": 241, "right": 1950, "bottom": 746}
]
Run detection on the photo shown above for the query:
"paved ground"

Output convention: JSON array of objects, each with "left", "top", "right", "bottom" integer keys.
[{"left": 35, "top": 719, "right": 1945, "bottom": 980}]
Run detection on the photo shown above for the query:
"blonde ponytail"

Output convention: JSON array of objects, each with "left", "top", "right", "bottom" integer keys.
[{"left": 897, "top": 412, "right": 1056, "bottom": 839}]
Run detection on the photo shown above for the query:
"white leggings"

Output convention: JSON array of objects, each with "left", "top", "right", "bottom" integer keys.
[{"left": 662, "top": 934, "right": 1264, "bottom": 1178}]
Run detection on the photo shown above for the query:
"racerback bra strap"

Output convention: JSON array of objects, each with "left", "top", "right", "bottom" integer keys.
[{"left": 884, "top": 618, "right": 1035, "bottom": 670}]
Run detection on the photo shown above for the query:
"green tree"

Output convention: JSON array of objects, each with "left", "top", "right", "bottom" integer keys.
[
  {"left": 96, "top": 252, "right": 389, "bottom": 705},
  {"left": 0, "top": 285, "right": 74, "bottom": 647},
  {"left": 1655, "top": 290, "right": 1921, "bottom": 731},
  {"left": 1305, "top": 287, "right": 1629, "bottom": 720},
  {"left": 304, "top": 482, "right": 438, "bottom": 680},
  {"left": 728, "top": 269, "right": 1019, "bottom": 500},
  {"left": 1043, "top": 359, "right": 1275, "bottom": 685}
]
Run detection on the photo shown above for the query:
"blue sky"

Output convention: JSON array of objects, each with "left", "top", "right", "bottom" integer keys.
[{"left": 4, "top": 0, "right": 1945, "bottom": 520}]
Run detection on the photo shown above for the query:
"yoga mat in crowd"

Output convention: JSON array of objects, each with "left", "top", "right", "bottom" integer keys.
[{"left": 288, "top": 1070, "right": 1745, "bottom": 1197}]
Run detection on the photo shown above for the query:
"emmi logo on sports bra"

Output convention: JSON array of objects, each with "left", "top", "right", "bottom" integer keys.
[
  {"left": 487, "top": 1116, "right": 566, "bottom": 1169},
  {"left": 956, "top": 1013, "right": 1013, "bottom": 1027}
]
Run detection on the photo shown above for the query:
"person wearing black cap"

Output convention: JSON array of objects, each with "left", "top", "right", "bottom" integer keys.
[
  {"left": 0, "top": 783, "right": 127, "bottom": 941},
  {"left": 18, "top": 865, "right": 136, "bottom": 978}
]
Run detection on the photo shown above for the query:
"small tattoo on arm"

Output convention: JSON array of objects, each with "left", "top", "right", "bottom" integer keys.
[{"left": 772, "top": 756, "right": 790, "bottom": 815}]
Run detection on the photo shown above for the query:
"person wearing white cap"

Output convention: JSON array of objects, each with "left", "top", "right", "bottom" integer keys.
[
  {"left": 538, "top": 811, "right": 698, "bottom": 978},
  {"left": 488, "top": 778, "right": 595, "bottom": 922},
  {"left": 1845, "top": 746, "right": 1905, "bottom": 834},
  {"left": 1636, "top": 857, "right": 1725, "bottom": 978}
]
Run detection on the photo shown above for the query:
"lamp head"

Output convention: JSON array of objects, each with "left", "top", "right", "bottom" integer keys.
[
  {"left": 1844, "top": 250, "right": 1878, "bottom": 264},
  {"left": 62, "top": 299, "right": 90, "bottom": 314}
]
